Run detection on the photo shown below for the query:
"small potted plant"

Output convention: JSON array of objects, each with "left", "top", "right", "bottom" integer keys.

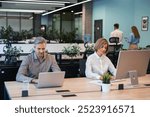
[{"left": 101, "top": 72, "right": 112, "bottom": 92}]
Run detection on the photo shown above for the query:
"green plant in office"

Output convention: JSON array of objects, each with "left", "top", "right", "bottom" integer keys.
[
  {"left": 101, "top": 72, "right": 112, "bottom": 84},
  {"left": 62, "top": 44, "right": 81, "bottom": 58},
  {"left": 0, "top": 25, "right": 14, "bottom": 40},
  {"left": 58, "top": 29, "right": 77, "bottom": 43},
  {"left": 138, "top": 46, "right": 146, "bottom": 50},
  {"left": 85, "top": 43, "right": 95, "bottom": 53},
  {"left": 3, "top": 43, "right": 23, "bottom": 64},
  {"left": 101, "top": 72, "right": 112, "bottom": 92}
]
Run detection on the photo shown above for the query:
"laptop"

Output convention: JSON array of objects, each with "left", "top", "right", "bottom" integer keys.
[{"left": 35, "top": 71, "right": 65, "bottom": 88}]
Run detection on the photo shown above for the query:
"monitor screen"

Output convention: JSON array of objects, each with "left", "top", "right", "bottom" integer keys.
[{"left": 116, "top": 50, "right": 150, "bottom": 79}]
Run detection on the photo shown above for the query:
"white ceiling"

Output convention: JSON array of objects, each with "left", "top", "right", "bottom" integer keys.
[{"left": 0, "top": 0, "right": 79, "bottom": 13}]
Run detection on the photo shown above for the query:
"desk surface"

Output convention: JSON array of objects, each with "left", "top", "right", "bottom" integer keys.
[{"left": 4, "top": 75, "right": 150, "bottom": 100}]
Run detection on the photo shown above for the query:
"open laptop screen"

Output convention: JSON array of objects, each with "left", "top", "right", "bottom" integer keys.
[{"left": 36, "top": 71, "right": 65, "bottom": 88}]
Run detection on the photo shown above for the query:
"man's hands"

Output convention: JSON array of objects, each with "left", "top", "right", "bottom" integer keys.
[{"left": 31, "top": 79, "right": 38, "bottom": 84}]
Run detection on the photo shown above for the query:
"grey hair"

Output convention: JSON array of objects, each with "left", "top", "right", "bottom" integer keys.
[{"left": 34, "top": 37, "right": 47, "bottom": 45}]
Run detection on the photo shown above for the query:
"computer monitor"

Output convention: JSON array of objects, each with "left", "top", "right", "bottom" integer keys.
[{"left": 116, "top": 50, "right": 150, "bottom": 79}]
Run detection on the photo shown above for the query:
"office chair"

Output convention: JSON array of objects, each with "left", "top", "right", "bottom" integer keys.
[
  {"left": 109, "top": 37, "right": 119, "bottom": 50},
  {"left": 109, "top": 37, "right": 119, "bottom": 43},
  {"left": 146, "top": 45, "right": 150, "bottom": 49},
  {"left": 107, "top": 37, "right": 121, "bottom": 67}
]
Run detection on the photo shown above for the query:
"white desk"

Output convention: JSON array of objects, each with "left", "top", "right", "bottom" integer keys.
[{"left": 4, "top": 75, "right": 150, "bottom": 100}]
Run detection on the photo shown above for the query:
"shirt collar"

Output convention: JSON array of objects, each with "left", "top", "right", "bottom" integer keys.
[
  {"left": 33, "top": 52, "right": 47, "bottom": 61},
  {"left": 94, "top": 52, "right": 100, "bottom": 59},
  {"left": 94, "top": 52, "right": 104, "bottom": 59}
]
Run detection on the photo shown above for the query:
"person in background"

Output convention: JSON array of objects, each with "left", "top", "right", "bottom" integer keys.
[
  {"left": 126, "top": 26, "right": 140, "bottom": 50},
  {"left": 16, "top": 37, "right": 61, "bottom": 83},
  {"left": 110, "top": 23, "right": 123, "bottom": 44},
  {"left": 85, "top": 38, "right": 116, "bottom": 80}
]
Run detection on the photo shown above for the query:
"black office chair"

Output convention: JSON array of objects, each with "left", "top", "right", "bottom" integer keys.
[
  {"left": 109, "top": 37, "right": 119, "bottom": 43},
  {"left": 107, "top": 37, "right": 121, "bottom": 67},
  {"left": 109, "top": 37, "right": 119, "bottom": 50},
  {"left": 146, "top": 45, "right": 150, "bottom": 49}
]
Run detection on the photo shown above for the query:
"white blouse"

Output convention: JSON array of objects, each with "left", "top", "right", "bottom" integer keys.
[{"left": 85, "top": 52, "right": 116, "bottom": 80}]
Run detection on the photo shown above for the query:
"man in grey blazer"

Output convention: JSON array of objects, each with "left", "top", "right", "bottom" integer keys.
[{"left": 16, "top": 37, "right": 61, "bottom": 83}]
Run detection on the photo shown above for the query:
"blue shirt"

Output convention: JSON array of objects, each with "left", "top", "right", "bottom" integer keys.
[{"left": 128, "top": 33, "right": 140, "bottom": 44}]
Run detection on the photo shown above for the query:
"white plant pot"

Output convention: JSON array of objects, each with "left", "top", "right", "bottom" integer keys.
[{"left": 101, "top": 83, "right": 111, "bottom": 92}]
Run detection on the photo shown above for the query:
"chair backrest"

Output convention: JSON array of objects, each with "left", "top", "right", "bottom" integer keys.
[
  {"left": 109, "top": 37, "right": 119, "bottom": 45},
  {"left": 109, "top": 37, "right": 122, "bottom": 52}
]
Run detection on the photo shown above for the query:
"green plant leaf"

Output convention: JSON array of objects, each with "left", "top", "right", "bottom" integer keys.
[{"left": 102, "top": 72, "right": 112, "bottom": 84}]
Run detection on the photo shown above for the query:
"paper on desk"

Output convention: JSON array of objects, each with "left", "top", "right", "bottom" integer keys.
[{"left": 89, "top": 80, "right": 102, "bottom": 86}]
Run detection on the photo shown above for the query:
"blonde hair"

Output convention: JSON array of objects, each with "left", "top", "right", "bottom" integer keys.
[
  {"left": 94, "top": 38, "right": 109, "bottom": 53},
  {"left": 131, "top": 26, "right": 140, "bottom": 39}
]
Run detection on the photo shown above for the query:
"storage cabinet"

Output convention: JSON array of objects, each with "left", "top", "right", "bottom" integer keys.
[{"left": 59, "top": 62, "right": 79, "bottom": 78}]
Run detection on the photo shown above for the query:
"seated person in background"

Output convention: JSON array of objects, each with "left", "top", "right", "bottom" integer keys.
[
  {"left": 16, "top": 37, "right": 61, "bottom": 83},
  {"left": 85, "top": 38, "right": 116, "bottom": 80},
  {"left": 110, "top": 23, "right": 123, "bottom": 44}
]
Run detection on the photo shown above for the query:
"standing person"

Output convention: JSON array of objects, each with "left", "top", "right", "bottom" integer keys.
[
  {"left": 126, "top": 26, "right": 140, "bottom": 50},
  {"left": 110, "top": 23, "right": 123, "bottom": 44},
  {"left": 16, "top": 37, "right": 61, "bottom": 83},
  {"left": 85, "top": 38, "right": 116, "bottom": 80}
]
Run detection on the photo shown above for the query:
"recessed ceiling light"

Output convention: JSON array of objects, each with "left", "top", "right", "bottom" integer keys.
[
  {"left": 0, "top": 9, "right": 45, "bottom": 14},
  {"left": 8, "top": 0, "right": 71, "bottom": 4},
  {"left": 42, "top": 0, "right": 92, "bottom": 16},
  {"left": 74, "top": 12, "right": 82, "bottom": 15},
  {"left": 0, "top": 1, "right": 65, "bottom": 5}
]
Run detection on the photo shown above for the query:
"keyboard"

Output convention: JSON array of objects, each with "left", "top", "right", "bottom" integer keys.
[{"left": 110, "top": 79, "right": 127, "bottom": 83}]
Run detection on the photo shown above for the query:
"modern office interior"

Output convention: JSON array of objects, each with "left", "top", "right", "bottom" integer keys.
[{"left": 0, "top": 0, "right": 150, "bottom": 100}]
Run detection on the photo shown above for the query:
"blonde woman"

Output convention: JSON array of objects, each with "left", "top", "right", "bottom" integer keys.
[{"left": 85, "top": 38, "right": 116, "bottom": 80}]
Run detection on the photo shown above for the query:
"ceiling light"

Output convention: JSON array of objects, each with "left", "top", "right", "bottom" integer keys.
[
  {"left": 29, "top": 16, "right": 33, "bottom": 20},
  {"left": 11, "top": 0, "right": 71, "bottom": 4},
  {"left": 0, "top": 9, "right": 45, "bottom": 14},
  {"left": 74, "top": 12, "right": 82, "bottom": 15},
  {"left": 0, "top": 1, "right": 65, "bottom": 5},
  {"left": 42, "top": 0, "right": 92, "bottom": 16}
]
